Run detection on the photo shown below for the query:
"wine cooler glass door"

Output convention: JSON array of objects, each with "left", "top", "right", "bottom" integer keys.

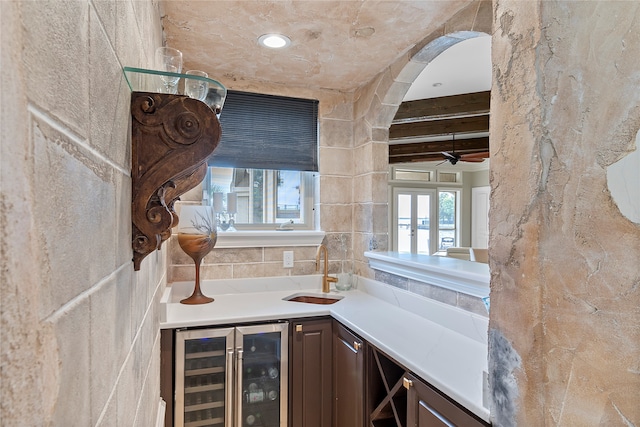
[
  {"left": 235, "top": 323, "right": 289, "bottom": 427},
  {"left": 176, "top": 328, "right": 235, "bottom": 427}
]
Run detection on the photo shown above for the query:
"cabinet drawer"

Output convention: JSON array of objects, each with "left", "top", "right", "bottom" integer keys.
[{"left": 405, "top": 373, "right": 488, "bottom": 427}]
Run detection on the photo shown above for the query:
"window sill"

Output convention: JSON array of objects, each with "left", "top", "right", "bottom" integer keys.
[
  {"left": 215, "top": 230, "right": 325, "bottom": 248},
  {"left": 364, "top": 251, "right": 490, "bottom": 298}
]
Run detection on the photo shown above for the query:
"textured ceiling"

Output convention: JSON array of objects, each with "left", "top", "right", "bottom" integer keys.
[{"left": 160, "top": 1, "right": 471, "bottom": 93}]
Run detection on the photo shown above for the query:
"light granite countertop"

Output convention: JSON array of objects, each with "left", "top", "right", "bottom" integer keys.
[{"left": 161, "top": 275, "right": 490, "bottom": 423}]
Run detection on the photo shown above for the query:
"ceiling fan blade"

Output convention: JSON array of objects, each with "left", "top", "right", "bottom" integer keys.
[
  {"left": 442, "top": 151, "right": 457, "bottom": 160},
  {"left": 459, "top": 157, "right": 486, "bottom": 163}
]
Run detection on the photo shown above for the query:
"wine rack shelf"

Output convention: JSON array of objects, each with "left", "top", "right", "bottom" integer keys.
[{"left": 368, "top": 347, "right": 408, "bottom": 427}]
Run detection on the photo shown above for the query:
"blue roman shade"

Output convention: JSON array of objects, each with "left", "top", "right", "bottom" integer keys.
[{"left": 209, "top": 91, "right": 319, "bottom": 172}]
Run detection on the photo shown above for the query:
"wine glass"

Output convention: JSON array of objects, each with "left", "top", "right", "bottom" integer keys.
[
  {"left": 177, "top": 205, "right": 217, "bottom": 304},
  {"left": 185, "top": 70, "right": 209, "bottom": 101},
  {"left": 155, "top": 47, "right": 183, "bottom": 94}
]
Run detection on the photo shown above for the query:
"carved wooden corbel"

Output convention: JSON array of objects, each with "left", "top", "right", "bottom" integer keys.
[{"left": 131, "top": 92, "right": 221, "bottom": 270}]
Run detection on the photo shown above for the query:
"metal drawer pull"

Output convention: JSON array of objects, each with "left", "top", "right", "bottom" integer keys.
[
  {"left": 403, "top": 377, "right": 413, "bottom": 389},
  {"left": 295, "top": 324, "right": 303, "bottom": 332},
  {"left": 353, "top": 341, "right": 362, "bottom": 351}
]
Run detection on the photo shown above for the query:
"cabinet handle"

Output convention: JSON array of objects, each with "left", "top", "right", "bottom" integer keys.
[
  {"left": 353, "top": 341, "right": 362, "bottom": 351},
  {"left": 296, "top": 324, "right": 303, "bottom": 332},
  {"left": 403, "top": 377, "right": 413, "bottom": 389},
  {"left": 225, "top": 350, "right": 234, "bottom": 427}
]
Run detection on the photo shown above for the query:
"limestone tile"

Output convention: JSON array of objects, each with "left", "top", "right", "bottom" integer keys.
[
  {"left": 445, "top": 2, "right": 482, "bottom": 34},
  {"left": 409, "top": 281, "right": 457, "bottom": 306},
  {"left": 472, "top": 1, "right": 493, "bottom": 33},
  {"left": 373, "top": 68, "right": 394, "bottom": 103},
  {"left": 457, "top": 293, "right": 489, "bottom": 317},
  {"left": 50, "top": 298, "right": 91, "bottom": 426},
  {"left": 131, "top": 262, "right": 149, "bottom": 337},
  {"left": 353, "top": 232, "right": 374, "bottom": 260},
  {"left": 409, "top": 25, "right": 446, "bottom": 60},
  {"left": 319, "top": 118, "right": 353, "bottom": 148},
  {"left": 21, "top": 0, "right": 90, "bottom": 137},
  {"left": 320, "top": 176, "right": 353, "bottom": 204},
  {"left": 382, "top": 81, "right": 412, "bottom": 106},
  {"left": 393, "top": 57, "right": 427, "bottom": 85},
  {"left": 115, "top": 347, "right": 137, "bottom": 427},
  {"left": 149, "top": 249, "right": 167, "bottom": 299},
  {"left": 32, "top": 115, "right": 116, "bottom": 318},
  {"left": 374, "top": 270, "right": 408, "bottom": 290},
  {"left": 354, "top": 260, "right": 375, "bottom": 280},
  {"left": 262, "top": 246, "right": 314, "bottom": 263},
  {"left": 115, "top": 0, "right": 145, "bottom": 69},
  {"left": 133, "top": 337, "right": 161, "bottom": 427},
  {"left": 206, "top": 247, "right": 263, "bottom": 264},
  {"left": 319, "top": 204, "right": 352, "bottom": 232},
  {"left": 353, "top": 202, "right": 387, "bottom": 235},
  {"left": 370, "top": 102, "right": 399, "bottom": 129},
  {"left": 295, "top": 246, "right": 321, "bottom": 261},
  {"left": 89, "top": 269, "right": 133, "bottom": 424},
  {"left": 317, "top": 91, "right": 354, "bottom": 121},
  {"left": 371, "top": 128, "right": 389, "bottom": 144},
  {"left": 354, "top": 173, "right": 388, "bottom": 204},
  {"left": 319, "top": 147, "right": 353, "bottom": 176},
  {"left": 353, "top": 141, "right": 391, "bottom": 176},
  {"left": 91, "top": 1, "right": 117, "bottom": 47},
  {"left": 199, "top": 264, "right": 233, "bottom": 281},
  {"left": 114, "top": 171, "right": 132, "bottom": 267},
  {"left": 353, "top": 77, "right": 379, "bottom": 120},
  {"left": 353, "top": 119, "right": 372, "bottom": 148},
  {"left": 95, "top": 393, "right": 117, "bottom": 427},
  {"left": 292, "top": 260, "right": 318, "bottom": 276},
  {"left": 89, "top": 6, "right": 130, "bottom": 170},
  {"left": 226, "top": 261, "right": 287, "bottom": 279}
]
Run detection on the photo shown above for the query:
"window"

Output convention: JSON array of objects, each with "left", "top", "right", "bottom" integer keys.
[
  {"left": 203, "top": 167, "right": 314, "bottom": 229},
  {"left": 204, "top": 91, "right": 318, "bottom": 230}
]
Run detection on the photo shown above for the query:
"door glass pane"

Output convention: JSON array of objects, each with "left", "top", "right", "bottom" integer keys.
[
  {"left": 438, "top": 191, "right": 457, "bottom": 250},
  {"left": 182, "top": 337, "right": 228, "bottom": 426},
  {"left": 397, "top": 194, "right": 412, "bottom": 253},
  {"left": 242, "top": 332, "right": 283, "bottom": 426},
  {"left": 416, "top": 194, "right": 430, "bottom": 254}
]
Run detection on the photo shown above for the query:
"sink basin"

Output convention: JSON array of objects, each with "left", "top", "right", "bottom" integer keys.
[{"left": 284, "top": 293, "right": 343, "bottom": 305}]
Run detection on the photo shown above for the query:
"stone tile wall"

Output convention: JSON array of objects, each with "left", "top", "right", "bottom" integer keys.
[
  {"left": 1, "top": 1, "right": 164, "bottom": 425},
  {"left": 373, "top": 271, "right": 489, "bottom": 317}
]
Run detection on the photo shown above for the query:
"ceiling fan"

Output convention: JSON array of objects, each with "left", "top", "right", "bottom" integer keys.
[{"left": 439, "top": 135, "right": 489, "bottom": 165}]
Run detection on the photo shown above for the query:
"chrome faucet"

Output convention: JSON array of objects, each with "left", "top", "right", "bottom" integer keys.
[{"left": 316, "top": 244, "right": 338, "bottom": 293}]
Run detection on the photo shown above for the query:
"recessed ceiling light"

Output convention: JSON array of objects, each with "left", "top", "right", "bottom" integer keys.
[{"left": 258, "top": 34, "right": 291, "bottom": 49}]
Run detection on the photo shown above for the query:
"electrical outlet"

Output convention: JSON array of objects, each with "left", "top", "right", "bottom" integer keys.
[{"left": 283, "top": 251, "right": 294, "bottom": 268}]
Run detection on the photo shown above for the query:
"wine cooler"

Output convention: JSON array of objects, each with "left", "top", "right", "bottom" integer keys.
[{"left": 174, "top": 322, "right": 288, "bottom": 427}]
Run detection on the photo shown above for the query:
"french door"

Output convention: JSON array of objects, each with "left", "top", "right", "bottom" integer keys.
[{"left": 392, "top": 188, "right": 437, "bottom": 255}]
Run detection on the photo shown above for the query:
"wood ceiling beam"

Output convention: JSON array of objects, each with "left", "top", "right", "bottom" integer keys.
[
  {"left": 389, "top": 137, "right": 489, "bottom": 164},
  {"left": 393, "top": 91, "right": 490, "bottom": 123},
  {"left": 389, "top": 115, "right": 489, "bottom": 140}
]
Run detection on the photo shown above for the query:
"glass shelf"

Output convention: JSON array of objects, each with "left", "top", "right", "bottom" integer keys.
[{"left": 123, "top": 66, "right": 227, "bottom": 115}]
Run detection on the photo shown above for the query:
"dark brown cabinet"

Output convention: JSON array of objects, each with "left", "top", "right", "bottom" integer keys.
[
  {"left": 332, "top": 320, "right": 365, "bottom": 427},
  {"left": 405, "top": 373, "right": 488, "bottom": 427},
  {"left": 290, "top": 318, "right": 333, "bottom": 427}
]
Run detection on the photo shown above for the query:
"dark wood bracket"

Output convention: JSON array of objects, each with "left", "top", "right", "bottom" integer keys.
[{"left": 131, "top": 91, "right": 221, "bottom": 270}]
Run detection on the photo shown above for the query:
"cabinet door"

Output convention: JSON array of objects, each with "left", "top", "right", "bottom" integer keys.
[
  {"left": 405, "top": 374, "right": 488, "bottom": 427},
  {"left": 290, "top": 318, "right": 333, "bottom": 427},
  {"left": 332, "top": 320, "right": 365, "bottom": 427}
]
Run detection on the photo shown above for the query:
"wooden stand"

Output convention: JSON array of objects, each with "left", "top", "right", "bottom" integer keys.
[{"left": 130, "top": 92, "right": 221, "bottom": 270}]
